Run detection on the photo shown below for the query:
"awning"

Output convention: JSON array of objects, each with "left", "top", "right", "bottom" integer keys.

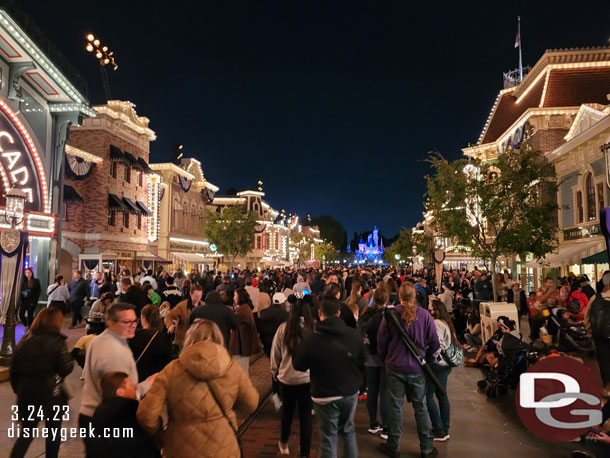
[
  {"left": 123, "top": 152, "right": 139, "bottom": 167},
  {"left": 108, "top": 193, "right": 128, "bottom": 211},
  {"left": 136, "top": 251, "right": 169, "bottom": 262},
  {"left": 526, "top": 239, "right": 605, "bottom": 268},
  {"left": 110, "top": 145, "right": 129, "bottom": 164},
  {"left": 582, "top": 251, "right": 609, "bottom": 265},
  {"left": 123, "top": 197, "right": 141, "bottom": 213},
  {"left": 137, "top": 157, "right": 153, "bottom": 174},
  {"left": 63, "top": 184, "right": 83, "bottom": 204},
  {"left": 172, "top": 252, "right": 207, "bottom": 263},
  {"left": 136, "top": 200, "right": 152, "bottom": 215}
]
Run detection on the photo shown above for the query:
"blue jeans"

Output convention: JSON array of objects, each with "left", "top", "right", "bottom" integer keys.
[
  {"left": 425, "top": 364, "right": 452, "bottom": 437},
  {"left": 364, "top": 365, "right": 388, "bottom": 428},
  {"left": 386, "top": 371, "right": 433, "bottom": 454},
  {"left": 313, "top": 394, "right": 358, "bottom": 458}
]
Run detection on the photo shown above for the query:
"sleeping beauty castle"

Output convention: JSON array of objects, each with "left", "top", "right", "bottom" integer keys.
[{"left": 353, "top": 226, "right": 385, "bottom": 264}]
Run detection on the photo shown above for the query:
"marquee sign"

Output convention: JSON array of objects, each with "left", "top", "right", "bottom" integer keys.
[{"left": 0, "top": 99, "right": 48, "bottom": 213}]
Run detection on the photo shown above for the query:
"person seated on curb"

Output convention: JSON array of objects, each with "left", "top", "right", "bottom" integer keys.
[
  {"left": 485, "top": 317, "right": 522, "bottom": 369},
  {"left": 91, "top": 372, "right": 160, "bottom": 458},
  {"left": 464, "top": 317, "right": 505, "bottom": 367}
]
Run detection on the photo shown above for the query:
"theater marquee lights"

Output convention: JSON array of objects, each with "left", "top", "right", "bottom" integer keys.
[{"left": 0, "top": 99, "right": 49, "bottom": 214}]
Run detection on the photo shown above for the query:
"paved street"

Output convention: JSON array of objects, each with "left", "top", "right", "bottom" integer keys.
[{"left": 0, "top": 317, "right": 595, "bottom": 458}]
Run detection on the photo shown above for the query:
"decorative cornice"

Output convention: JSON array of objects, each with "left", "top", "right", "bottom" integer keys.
[{"left": 62, "top": 231, "right": 147, "bottom": 244}]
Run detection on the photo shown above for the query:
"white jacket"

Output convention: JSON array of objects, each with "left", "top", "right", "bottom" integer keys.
[{"left": 270, "top": 322, "right": 310, "bottom": 385}]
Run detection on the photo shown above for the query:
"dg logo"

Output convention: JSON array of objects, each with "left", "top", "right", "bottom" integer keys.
[{"left": 516, "top": 356, "right": 602, "bottom": 442}]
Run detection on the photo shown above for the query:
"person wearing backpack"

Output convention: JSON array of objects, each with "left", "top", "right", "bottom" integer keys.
[
  {"left": 426, "top": 298, "right": 462, "bottom": 443},
  {"left": 587, "top": 272, "right": 610, "bottom": 398},
  {"left": 358, "top": 282, "right": 390, "bottom": 440}
]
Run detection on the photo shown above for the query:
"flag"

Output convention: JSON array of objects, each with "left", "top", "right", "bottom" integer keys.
[{"left": 514, "top": 29, "right": 520, "bottom": 48}]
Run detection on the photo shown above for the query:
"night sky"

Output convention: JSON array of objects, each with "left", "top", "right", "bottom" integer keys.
[{"left": 16, "top": 0, "right": 610, "bottom": 239}]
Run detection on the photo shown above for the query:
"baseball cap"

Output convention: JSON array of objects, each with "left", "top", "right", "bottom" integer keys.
[{"left": 272, "top": 292, "right": 286, "bottom": 304}]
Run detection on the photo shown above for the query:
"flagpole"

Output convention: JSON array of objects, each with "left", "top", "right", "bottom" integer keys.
[{"left": 518, "top": 16, "right": 523, "bottom": 82}]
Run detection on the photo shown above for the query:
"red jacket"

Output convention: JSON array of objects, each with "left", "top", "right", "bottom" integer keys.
[{"left": 565, "top": 291, "right": 588, "bottom": 322}]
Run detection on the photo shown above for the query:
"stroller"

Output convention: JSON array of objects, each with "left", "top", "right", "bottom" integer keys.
[
  {"left": 546, "top": 308, "right": 594, "bottom": 354},
  {"left": 477, "top": 341, "right": 538, "bottom": 398}
]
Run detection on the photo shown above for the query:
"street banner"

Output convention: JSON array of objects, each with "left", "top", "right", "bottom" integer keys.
[{"left": 0, "top": 230, "right": 28, "bottom": 324}]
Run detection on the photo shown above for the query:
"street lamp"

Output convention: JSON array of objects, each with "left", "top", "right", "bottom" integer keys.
[
  {"left": 85, "top": 33, "right": 118, "bottom": 101},
  {"left": 5, "top": 188, "right": 26, "bottom": 227},
  {"left": 0, "top": 187, "right": 27, "bottom": 365}
]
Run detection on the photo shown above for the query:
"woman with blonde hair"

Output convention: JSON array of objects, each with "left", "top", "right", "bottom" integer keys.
[
  {"left": 137, "top": 319, "right": 259, "bottom": 458},
  {"left": 377, "top": 282, "right": 440, "bottom": 458}
]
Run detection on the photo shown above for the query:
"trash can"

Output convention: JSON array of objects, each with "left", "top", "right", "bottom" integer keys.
[{"left": 479, "top": 302, "right": 519, "bottom": 343}]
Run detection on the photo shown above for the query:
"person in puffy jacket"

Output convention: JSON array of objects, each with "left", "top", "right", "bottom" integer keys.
[
  {"left": 10, "top": 307, "right": 73, "bottom": 458},
  {"left": 137, "top": 319, "right": 259, "bottom": 458}
]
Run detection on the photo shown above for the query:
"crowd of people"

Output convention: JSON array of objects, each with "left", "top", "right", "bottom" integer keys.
[{"left": 8, "top": 264, "right": 610, "bottom": 457}]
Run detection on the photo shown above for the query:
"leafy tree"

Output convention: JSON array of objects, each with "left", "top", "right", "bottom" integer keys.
[
  {"left": 202, "top": 206, "right": 259, "bottom": 269},
  {"left": 425, "top": 149, "right": 558, "bottom": 300},
  {"left": 315, "top": 242, "right": 339, "bottom": 265},
  {"left": 310, "top": 215, "right": 347, "bottom": 250},
  {"left": 290, "top": 234, "right": 314, "bottom": 265},
  {"left": 381, "top": 229, "right": 432, "bottom": 265}
]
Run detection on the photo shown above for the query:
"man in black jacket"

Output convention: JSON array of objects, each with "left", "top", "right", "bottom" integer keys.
[
  {"left": 160, "top": 276, "right": 182, "bottom": 309},
  {"left": 119, "top": 278, "right": 148, "bottom": 317},
  {"left": 91, "top": 372, "right": 160, "bottom": 458},
  {"left": 293, "top": 298, "right": 364, "bottom": 458},
  {"left": 69, "top": 271, "right": 90, "bottom": 328},
  {"left": 258, "top": 292, "right": 288, "bottom": 356},
  {"left": 189, "top": 291, "right": 238, "bottom": 348}
]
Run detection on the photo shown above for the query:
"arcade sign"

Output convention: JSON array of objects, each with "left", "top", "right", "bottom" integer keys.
[{"left": 0, "top": 99, "right": 48, "bottom": 213}]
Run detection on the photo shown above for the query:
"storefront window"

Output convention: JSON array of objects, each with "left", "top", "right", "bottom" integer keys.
[
  {"left": 576, "top": 191, "right": 583, "bottom": 223},
  {"left": 597, "top": 182, "right": 605, "bottom": 212},
  {"left": 586, "top": 173, "right": 596, "bottom": 220}
]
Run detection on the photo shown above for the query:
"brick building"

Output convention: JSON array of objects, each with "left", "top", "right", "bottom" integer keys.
[
  {"left": 60, "top": 100, "right": 157, "bottom": 277},
  {"left": 462, "top": 47, "right": 610, "bottom": 290},
  {"left": 150, "top": 158, "right": 219, "bottom": 271}
]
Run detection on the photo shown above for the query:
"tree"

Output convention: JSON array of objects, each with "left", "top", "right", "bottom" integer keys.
[
  {"left": 426, "top": 149, "right": 558, "bottom": 301},
  {"left": 290, "top": 234, "right": 314, "bottom": 265},
  {"left": 201, "top": 206, "right": 259, "bottom": 269},
  {"left": 315, "top": 242, "right": 339, "bottom": 265},
  {"left": 310, "top": 215, "right": 347, "bottom": 250},
  {"left": 381, "top": 228, "right": 432, "bottom": 265}
]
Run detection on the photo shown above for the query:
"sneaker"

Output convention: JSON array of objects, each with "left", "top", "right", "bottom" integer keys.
[
  {"left": 433, "top": 433, "right": 450, "bottom": 442},
  {"left": 368, "top": 425, "right": 383, "bottom": 434},
  {"left": 421, "top": 448, "right": 438, "bottom": 458},
  {"left": 358, "top": 393, "right": 368, "bottom": 401},
  {"left": 380, "top": 429, "right": 389, "bottom": 440},
  {"left": 278, "top": 441, "right": 289, "bottom": 455},
  {"left": 378, "top": 442, "right": 400, "bottom": 458}
]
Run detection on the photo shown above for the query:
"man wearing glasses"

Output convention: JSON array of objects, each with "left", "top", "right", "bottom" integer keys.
[{"left": 79, "top": 303, "right": 157, "bottom": 455}]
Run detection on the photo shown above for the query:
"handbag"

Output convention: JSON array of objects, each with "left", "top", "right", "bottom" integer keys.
[
  {"left": 441, "top": 343, "right": 464, "bottom": 367},
  {"left": 206, "top": 381, "right": 244, "bottom": 458},
  {"left": 136, "top": 331, "right": 159, "bottom": 364}
]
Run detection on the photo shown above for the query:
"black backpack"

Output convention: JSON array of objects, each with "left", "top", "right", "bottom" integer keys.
[{"left": 589, "top": 295, "right": 610, "bottom": 339}]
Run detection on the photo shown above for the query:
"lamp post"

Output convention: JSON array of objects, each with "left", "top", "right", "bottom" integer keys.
[
  {"left": 0, "top": 188, "right": 27, "bottom": 365},
  {"left": 85, "top": 33, "right": 118, "bottom": 102},
  {"left": 411, "top": 245, "right": 417, "bottom": 275}
]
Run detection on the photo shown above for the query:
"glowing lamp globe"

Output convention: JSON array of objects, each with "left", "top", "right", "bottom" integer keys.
[{"left": 5, "top": 187, "right": 26, "bottom": 223}]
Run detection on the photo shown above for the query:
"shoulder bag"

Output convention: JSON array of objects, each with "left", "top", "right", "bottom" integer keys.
[
  {"left": 206, "top": 381, "right": 244, "bottom": 458},
  {"left": 441, "top": 343, "right": 464, "bottom": 367}
]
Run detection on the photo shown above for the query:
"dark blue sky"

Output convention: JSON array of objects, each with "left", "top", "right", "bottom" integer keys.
[{"left": 17, "top": 0, "right": 610, "bottom": 237}]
